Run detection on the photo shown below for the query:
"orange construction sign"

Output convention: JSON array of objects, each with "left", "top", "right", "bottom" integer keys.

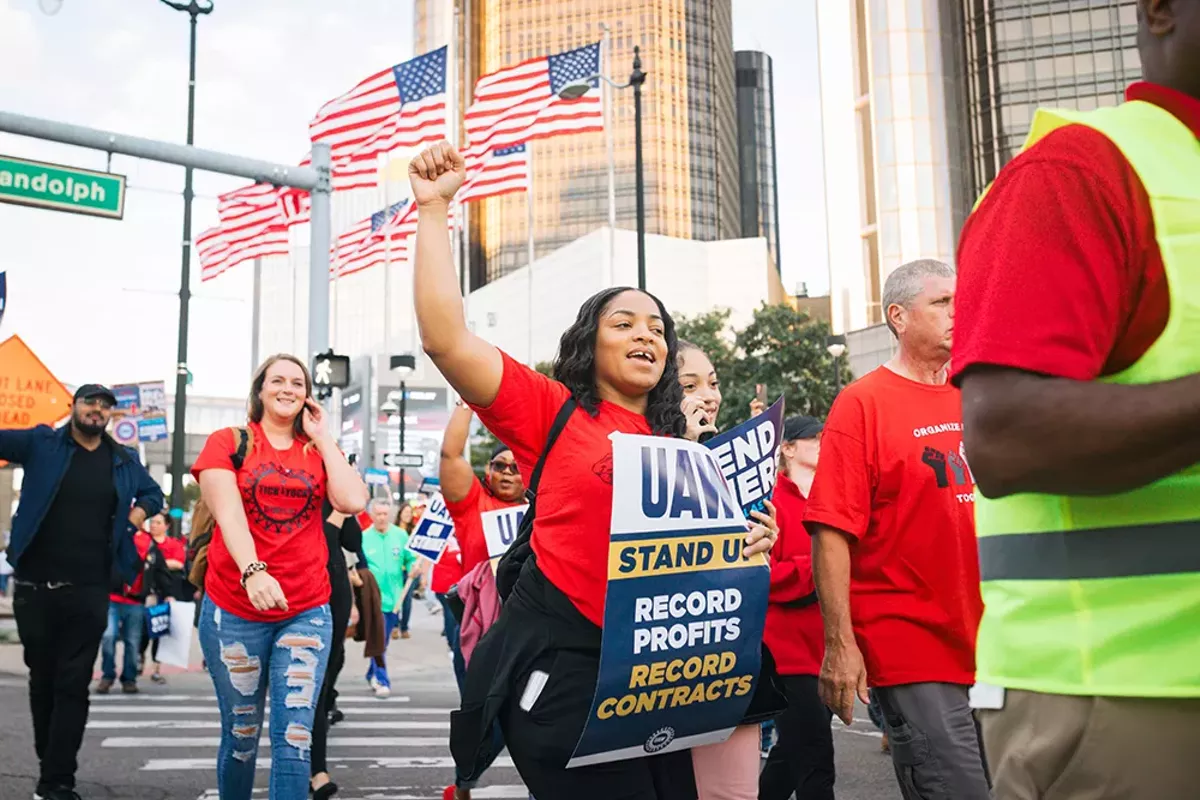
[{"left": 0, "top": 334, "right": 73, "bottom": 431}]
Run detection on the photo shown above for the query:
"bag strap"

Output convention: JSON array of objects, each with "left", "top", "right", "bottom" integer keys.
[
  {"left": 524, "top": 396, "right": 578, "bottom": 503},
  {"left": 231, "top": 427, "right": 250, "bottom": 471}
]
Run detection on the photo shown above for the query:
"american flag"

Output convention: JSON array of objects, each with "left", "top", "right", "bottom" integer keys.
[
  {"left": 459, "top": 143, "right": 530, "bottom": 203},
  {"left": 333, "top": 199, "right": 457, "bottom": 278},
  {"left": 310, "top": 47, "right": 449, "bottom": 175},
  {"left": 465, "top": 42, "right": 603, "bottom": 152},
  {"left": 197, "top": 223, "right": 289, "bottom": 283}
]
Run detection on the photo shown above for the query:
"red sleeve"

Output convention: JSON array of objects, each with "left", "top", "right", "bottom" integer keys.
[
  {"left": 135, "top": 532, "right": 153, "bottom": 560},
  {"left": 803, "top": 392, "right": 873, "bottom": 541},
  {"left": 951, "top": 125, "right": 1156, "bottom": 384},
  {"left": 191, "top": 428, "right": 237, "bottom": 480},
  {"left": 162, "top": 538, "right": 187, "bottom": 562},
  {"left": 470, "top": 351, "right": 571, "bottom": 472},
  {"left": 444, "top": 479, "right": 481, "bottom": 520},
  {"left": 768, "top": 543, "right": 816, "bottom": 604}
]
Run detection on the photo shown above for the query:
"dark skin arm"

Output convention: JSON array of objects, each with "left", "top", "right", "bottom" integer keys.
[
  {"left": 960, "top": 366, "right": 1200, "bottom": 498},
  {"left": 439, "top": 404, "right": 477, "bottom": 503}
]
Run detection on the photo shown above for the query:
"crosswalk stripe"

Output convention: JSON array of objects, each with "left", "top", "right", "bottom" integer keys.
[
  {"left": 194, "top": 787, "right": 528, "bottom": 800},
  {"left": 145, "top": 755, "right": 516, "bottom": 771},
  {"left": 88, "top": 719, "right": 449, "bottom": 730},
  {"left": 105, "top": 736, "right": 449, "bottom": 748},
  {"left": 91, "top": 694, "right": 414, "bottom": 704},
  {"left": 90, "top": 705, "right": 453, "bottom": 715}
]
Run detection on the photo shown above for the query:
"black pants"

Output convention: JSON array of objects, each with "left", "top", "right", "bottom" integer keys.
[
  {"left": 13, "top": 582, "right": 109, "bottom": 791},
  {"left": 312, "top": 581, "right": 351, "bottom": 777},
  {"left": 758, "top": 674, "right": 836, "bottom": 800}
]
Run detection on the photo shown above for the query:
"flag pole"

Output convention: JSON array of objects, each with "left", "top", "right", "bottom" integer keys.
[
  {"left": 384, "top": 153, "right": 392, "bottom": 354},
  {"left": 601, "top": 23, "right": 616, "bottom": 287},
  {"left": 526, "top": 141, "right": 535, "bottom": 366}
]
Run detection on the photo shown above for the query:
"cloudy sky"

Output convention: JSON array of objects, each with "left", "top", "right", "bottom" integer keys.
[{"left": 0, "top": 0, "right": 827, "bottom": 399}]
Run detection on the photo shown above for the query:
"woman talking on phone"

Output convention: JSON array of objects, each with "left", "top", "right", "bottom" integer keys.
[
  {"left": 410, "top": 142, "right": 777, "bottom": 800},
  {"left": 193, "top": 354, "right": 368, "bottom": 800}
]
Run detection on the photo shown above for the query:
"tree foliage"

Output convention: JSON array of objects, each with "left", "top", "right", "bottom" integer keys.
[{"left": 674, "top": 303, "right": 852, "bottom": 429}]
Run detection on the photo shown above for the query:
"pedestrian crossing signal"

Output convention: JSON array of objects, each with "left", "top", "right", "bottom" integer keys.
[{"left": 312, "top": 351, "right": 351, "bottom": 390}]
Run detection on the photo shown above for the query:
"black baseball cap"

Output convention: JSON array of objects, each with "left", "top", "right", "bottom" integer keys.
[
  {"left": 73, "top": 384, "right": 117, "bottom": 405},
  {"left": 490, "top": 442, "right": 514, "bottom": 461},
  {"left": 782, "top": 415, "right": 823, "bottom": 441}
]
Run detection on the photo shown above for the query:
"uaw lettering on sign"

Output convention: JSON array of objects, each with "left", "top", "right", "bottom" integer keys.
[
  {"left": 481, "top": 504, "right": 529, "bottom": 561},
  {"left": 569, "top": 434, "right": 768, "bottom": 768},
  {"left": 405, "top": 493, "right": 455, "bottom": 562},
  {"left": 704, "top": 397, "right": 785, "bottom": 520}
]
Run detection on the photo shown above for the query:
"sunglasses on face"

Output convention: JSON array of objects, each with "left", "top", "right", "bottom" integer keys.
[
  {"left": 80, "top": 398, "right": 115, "bottom": 410},
  {"left": 489, "top": 460, "right": 519, "bottom": 475}
]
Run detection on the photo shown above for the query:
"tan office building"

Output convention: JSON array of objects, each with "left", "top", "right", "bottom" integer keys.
[{"left": 415, "top": 0, "right": 743, "bottom": 287}]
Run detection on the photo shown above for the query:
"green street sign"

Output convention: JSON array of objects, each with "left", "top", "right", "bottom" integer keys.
[{"left": 0, "top": 154, "right": 126, "bottom": 219}]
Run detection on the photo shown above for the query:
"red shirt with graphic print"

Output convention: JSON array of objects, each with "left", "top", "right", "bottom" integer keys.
[
  {"left": 192, "top": 423, "right": 331, "bottom": 622},
  {"left": 470, "top": 352, "right": 652, "bottom": 627},
  {"left": 803, "top": 368, "right": 982, "bottom": 688}
]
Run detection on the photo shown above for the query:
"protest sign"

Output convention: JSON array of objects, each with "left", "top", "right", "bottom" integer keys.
[
  {"left": 704, "top": 397, "right": 785, "bottom": 519},
  {"left": 568, "top": 433, "right": 769, "bottom": 768},
  {"left": 406, "top": 511, "right": 455, "bottom": 563},
  {"left": 405, "top": 493, "right": 455, "bottom": 563},
  {"left": 481, "top": 504, "right": 528, "bottom": 562}
]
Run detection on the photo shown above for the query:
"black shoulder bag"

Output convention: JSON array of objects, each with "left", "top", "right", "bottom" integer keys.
[{"left": 494, "top": 396, "right": 578, "bottom": 602}]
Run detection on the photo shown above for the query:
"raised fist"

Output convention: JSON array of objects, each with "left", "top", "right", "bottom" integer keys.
[
  {"left": 921, "top": 446, "right": 950, "bottom": 488},
  {"left": 408, "top": 141, "right": 467, "bottom": 207}
]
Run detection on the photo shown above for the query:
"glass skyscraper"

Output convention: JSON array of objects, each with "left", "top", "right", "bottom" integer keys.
[{"left": 736, "top": 50, "right": 782, "bottom": 273}]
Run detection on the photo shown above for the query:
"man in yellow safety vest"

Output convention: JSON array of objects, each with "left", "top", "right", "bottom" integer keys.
[{"left": 952, "top": 1, "right": 1200, "bottom": 797}]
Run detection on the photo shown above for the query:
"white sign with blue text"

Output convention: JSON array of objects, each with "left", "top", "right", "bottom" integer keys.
[
  {"left": 405, "top": 493, "right": 456, "bottom": 563},
  {"left": 481, "top": 504, "right": 529, "bottom": 561},
  {"left": 704, "top": 397, "right": 785, "bottom": 520}
]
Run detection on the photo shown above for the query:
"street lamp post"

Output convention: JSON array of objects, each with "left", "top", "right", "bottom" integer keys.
[
  {"left": 825, "top": 334, "right": 847, "bottom": 397},
  {"left": 558, "top": 46, "right": 648, "bottom": 290},
  {"left": 160, "top": 0, "right": 213, "bottom": 531},
  {"left": 390, "top": 354, "right": 416, "bottom": 501}
]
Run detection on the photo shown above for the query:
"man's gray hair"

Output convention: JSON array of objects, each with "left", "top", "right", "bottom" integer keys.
[
  {"left": 881, "top": 259, "right": 955, "bottom": 337},
  {"left": 368, "top": 497, "right": 393, "bottom": 514}
]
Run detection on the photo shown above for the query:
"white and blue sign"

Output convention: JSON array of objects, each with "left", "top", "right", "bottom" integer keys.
[
  {"left": 568, "top": 434, "right": 768, "bottom": 768},
  {"left": 146, "top": 603, "right": 171, "bottom": 639},
  {"left": 405, "top": 493, "right": 455, "bottom": 563},
  {"left": 704, "top": 397, "right": 785, "bottom": 520},
  {"left": 112, "top": 417, "right": 139, "bottom": 445},
  {"left": 481, "top": 504, "right": 528, "bottom": 562},
  {"left": 112, "top": 384, "right": 140, "bottom": 415},
  {"left": 364, "top": 468, "right": 389, "bottom": 486},
  {"left": 137, "top": 416, "right": 168, "bottom": 442}
]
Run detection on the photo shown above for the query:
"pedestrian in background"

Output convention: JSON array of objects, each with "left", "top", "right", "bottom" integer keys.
[
  {"left": 362, "top": 498, "right": 418, "bottom": 697},
  {"left": 193, "top": 354, "right": 367, "bottom": 800},
  {"left": 0, "top": 384, "right": 163, "bottom": 800},
  {"left": 805, "top": 260, "right": 988, "bottom": 800}
]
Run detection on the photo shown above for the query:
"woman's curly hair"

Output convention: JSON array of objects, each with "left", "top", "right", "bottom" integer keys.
[{"left": 552, "top": 286, "right": 687, "bottom": 437}]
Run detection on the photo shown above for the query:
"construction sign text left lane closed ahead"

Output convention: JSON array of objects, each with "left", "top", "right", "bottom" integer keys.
[{"left": 0, "top": 334, "right": 73, "bottom": 430}]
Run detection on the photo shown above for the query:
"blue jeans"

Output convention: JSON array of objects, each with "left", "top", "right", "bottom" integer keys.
[
  {"left": 399, "top": 576, "right": 416, "bottom": 633},
  {"left": 436, "top": 593, "right": 466, "bottom": 693},
  {"left": 198, "top": 597, "right": 332, "bottom": 800},
  {"left": 101, "top": 601, "right": 144, "bottom": 684},
  {"left": 366, "top": 611, "right": 401, "bottom": 688}
]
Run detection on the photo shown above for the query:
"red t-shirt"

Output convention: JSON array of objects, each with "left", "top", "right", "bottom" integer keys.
[
  {"left": 803, "top": 368, "right": 981, "bottom": 687},
  {"left": 764, "top": 474, "right": 824, "bottom": 677},
  {"left": 952, "top": 82, "right": 1200, "bottom": 386},
  {"left": 111, "top": 532, "right": 155, "bottom": 605},
  {"left": 192, "top": 424, "right": 331, "bottom": 622},
  {"left": 444, "top": 478, "right": 521, "bottom": 577},
  {"left": 430, "top": 535, "right": 463, "bottom": 594},
  {"left": 471, "top": 352, "right": 652, "bottom": 627}
]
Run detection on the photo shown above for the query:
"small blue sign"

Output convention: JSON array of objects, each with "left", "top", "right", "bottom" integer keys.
[
  {"left": 406, "top": 511, "right": 455, "bottom": 563},
  {"left": 364, "top": 468, "right": 389, "bottom": 486},
  {"left": 703, "top": 397, "right": 785, "bottom": 520},
  {"left": 137, "top": 416, "right": 168, "bottom": 442}
]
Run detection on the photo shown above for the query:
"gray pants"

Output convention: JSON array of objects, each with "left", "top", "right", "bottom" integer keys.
[{"left": 875, "top": 683, "right": 992, "bottom": 800}]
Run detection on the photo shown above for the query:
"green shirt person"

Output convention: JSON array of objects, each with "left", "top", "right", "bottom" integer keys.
[{"left": 361, "top": 500, "right": 418, "bottom": 613}]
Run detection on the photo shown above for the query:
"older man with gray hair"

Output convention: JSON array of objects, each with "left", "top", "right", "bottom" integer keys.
[
  {"left": 361, "top": 497, "right": 418, "bottom": 698},
  {"left": 803, "top": 259, "right": 989, "bottom": 800}
]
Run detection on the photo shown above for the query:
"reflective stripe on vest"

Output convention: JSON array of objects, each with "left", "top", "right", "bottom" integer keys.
[{"left": 972, "top": 99, "right": 1200, "bottom": 699}]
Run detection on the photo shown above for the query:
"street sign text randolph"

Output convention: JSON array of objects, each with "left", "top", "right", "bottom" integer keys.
[{"left": 0, "top": 154, "right": 126, "bottom": 219}]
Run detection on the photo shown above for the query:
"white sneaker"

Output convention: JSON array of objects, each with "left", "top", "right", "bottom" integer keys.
[{"left": 374, "top": 682, "right": 391, "bottom": 698}]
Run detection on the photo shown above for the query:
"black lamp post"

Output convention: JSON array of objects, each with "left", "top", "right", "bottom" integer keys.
[
  {"left": 558, "top": 46, "right": 648, "bottom": 290},
  {"left": 160, "top": 0, "right": 213, "bottom": 532},
  {"left": 390, "top": 355, "right": 416, "bottom": 501},
  {"left": 825, "top": 334, "right": 847, "bottom": 396}
]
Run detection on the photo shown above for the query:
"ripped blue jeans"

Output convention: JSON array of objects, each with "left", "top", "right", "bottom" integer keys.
[{"left": 198, "top": 596, "right": 332, "bottom": 800}]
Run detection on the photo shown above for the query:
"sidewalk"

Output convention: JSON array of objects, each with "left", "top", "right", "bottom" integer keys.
[{"left": 0, "top": 593, "right": 457, "bottom": 685}]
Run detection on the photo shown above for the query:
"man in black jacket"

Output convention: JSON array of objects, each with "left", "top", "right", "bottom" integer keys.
[{"left": 0, "top": 384, "right": 163, "bottom": 800}]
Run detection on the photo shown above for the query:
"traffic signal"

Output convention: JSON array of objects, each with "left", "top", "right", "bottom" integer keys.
[{"left": 312, "top": 351, "right": 351, "bottom": 391}]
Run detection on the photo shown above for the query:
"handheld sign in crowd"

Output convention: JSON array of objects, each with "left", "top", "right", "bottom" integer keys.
[
  {"left": 405, "top": 493, "right": 456, "bottom": 563},
  {"left": 568, "top": 433, "right": 770, "bottom": 768},
  {"left": 481, "top": 503, "right": 529, "bottom": 565},
  {"left": 703, "top": 397, "right": 785, "bottom": 518}
]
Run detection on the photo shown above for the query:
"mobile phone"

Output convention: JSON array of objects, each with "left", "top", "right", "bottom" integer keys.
[{"left": 755, "top": 384, "right": 767, "bottom": 405}]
